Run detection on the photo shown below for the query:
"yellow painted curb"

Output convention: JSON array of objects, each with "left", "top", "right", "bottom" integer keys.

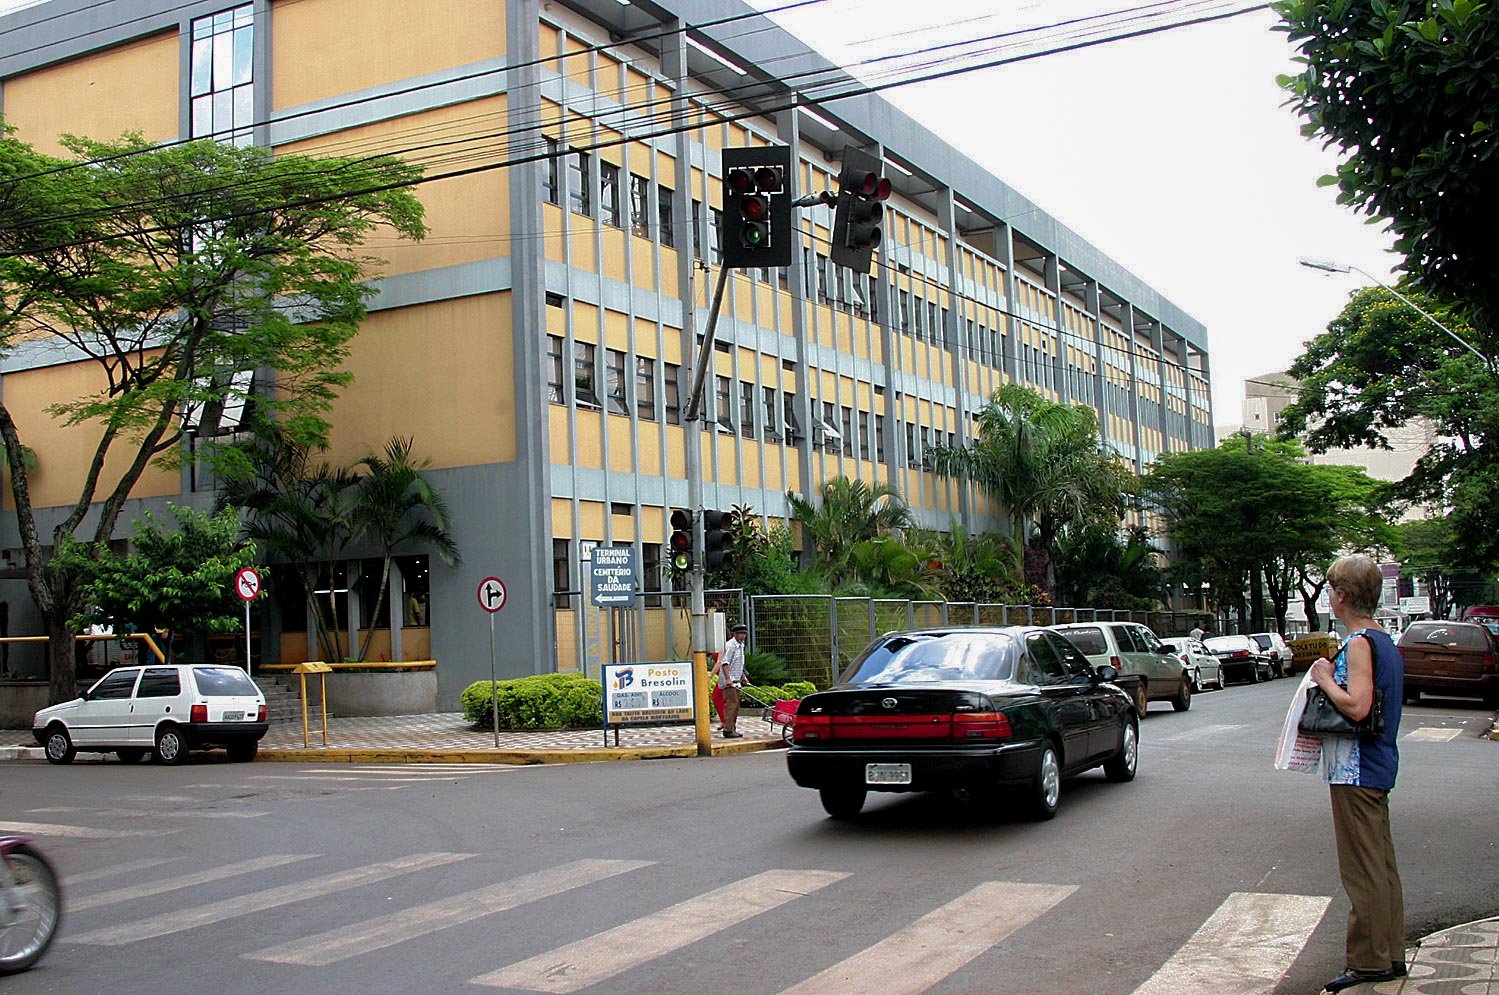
[{"left": 256, "top": 740, "right": 786, "bottom": 765}]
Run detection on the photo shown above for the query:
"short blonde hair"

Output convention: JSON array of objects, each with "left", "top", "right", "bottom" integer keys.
[{"left": 1327, "top": 555, "right": 1383, "bottom": 615}]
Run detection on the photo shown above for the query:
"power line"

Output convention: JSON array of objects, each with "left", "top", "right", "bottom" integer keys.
[{"left": 2, "top": 1, "right": 1265, "bottom": 252}]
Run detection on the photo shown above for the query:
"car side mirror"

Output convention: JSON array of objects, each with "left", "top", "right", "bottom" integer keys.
[{"left": 1094, "top": 664, "right": 1119, "bottom": 682}]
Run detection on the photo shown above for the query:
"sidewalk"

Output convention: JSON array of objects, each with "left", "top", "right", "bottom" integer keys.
[{"left": 1371, "top": 917, "right": 1499, "bottom": 993}]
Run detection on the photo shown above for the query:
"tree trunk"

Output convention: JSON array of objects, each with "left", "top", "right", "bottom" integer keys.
[
  {"left": 356, "top": 557, "right": 393, "bottom": 662},
  {"left": 1301, "top": 594, "right": 1322, "bottom": 632},
  {"left": 46, "top": 614, "right": 77, "bottom": 705}
]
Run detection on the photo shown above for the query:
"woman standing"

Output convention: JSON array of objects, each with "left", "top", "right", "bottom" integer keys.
[{"left": 1307, "top": 554, "right": 1406, "bottom": 992}]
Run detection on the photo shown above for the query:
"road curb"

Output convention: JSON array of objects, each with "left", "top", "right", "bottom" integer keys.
[
  {"left": 256, "top": 739, "right": 785, "bottom": 765},
  {"left": 0, "top": 746, "right": 43, "bottom": 761}
]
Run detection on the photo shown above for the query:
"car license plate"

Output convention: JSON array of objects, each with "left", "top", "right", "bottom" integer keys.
[
  {"left": 866, "top": 763, "right": 911, "bottom": 785},
  {"left": 222, "top": 710, "right": 244, "bottom": 721}
]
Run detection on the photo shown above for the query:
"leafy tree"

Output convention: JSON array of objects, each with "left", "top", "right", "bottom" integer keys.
[
  {"left": 1275, "top": 0, "right": 1499, "bottom": 346},
  {"left": 907, "top": 521, "right": 1018, "bottom": 603},
  {"left": 61, "top": 505, "right": 257, "bottom": 663},
  {"left": 348, "top": 437, "right": 459, "bottom": 661},
  {"left": 1392, "top": 515, "right": 1481, "bottom": 620},
  {"left": 0, "top": 131, "right": 424, "bottom": 702},
  {"left": 786, "top": 477, "right": 913, "bottom": 586},
  {"left": 1053, "top": 523, "right": 1163, "bottom": 610},
  {"left": 1277, "top": 287, "right": 1499, "bottom": 570},
  {"left": 847, "top": 537, "right": 942, "bottom": 600},
  {"left": 704, "top": 505, "right": 812, "bottom": 596}
]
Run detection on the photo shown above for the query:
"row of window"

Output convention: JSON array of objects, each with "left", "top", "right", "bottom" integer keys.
[{"left": 543, "top": 140, "right": 677, "bottom": 246}]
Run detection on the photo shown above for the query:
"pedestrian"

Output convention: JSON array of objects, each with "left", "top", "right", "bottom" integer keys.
[
  {"left": 1306, "top": 554, "right": 1406, "bottom": 992},
  {"left": 1189, "top": 624, "right": 1205, "bottom": 641},
  {"left": 711, "top": 622, "right": 749, "bottom": 738}
]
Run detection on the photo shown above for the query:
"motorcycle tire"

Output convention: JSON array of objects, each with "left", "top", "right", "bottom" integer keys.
[{"left": 0, "top": 842, "right": 63, "bottom": 975}]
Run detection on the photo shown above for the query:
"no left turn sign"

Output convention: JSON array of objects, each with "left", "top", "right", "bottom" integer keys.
[
  {"left": 234, "top": 567, "right": 261, "bottom": 602},
  {"left": 477, "top": 576, "right": 507, "bottom": 613}
]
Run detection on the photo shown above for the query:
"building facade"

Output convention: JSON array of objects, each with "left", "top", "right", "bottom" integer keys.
[{"left": 0, "top": 0, "right": 1213, "bottom": 707}]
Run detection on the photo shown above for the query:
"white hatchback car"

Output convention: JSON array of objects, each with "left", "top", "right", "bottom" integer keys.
[
  {"left": 1160, "top": 637, "right": 1224, "bottom": 691},
  {"left": 32, "top": 664, "right": 268, "bottom": 765}
]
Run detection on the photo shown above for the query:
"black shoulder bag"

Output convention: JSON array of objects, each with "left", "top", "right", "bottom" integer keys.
[{"left": 1297, "top": 632, "right": 1385, "bottom": 738}]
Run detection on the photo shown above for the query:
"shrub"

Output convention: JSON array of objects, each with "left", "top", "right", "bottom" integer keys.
[
  {"left": 462, "top": 673, "right": 603, "bottom": 730},
  {"left": 744, "top": 649, "right": 790, "bottom": 685}
]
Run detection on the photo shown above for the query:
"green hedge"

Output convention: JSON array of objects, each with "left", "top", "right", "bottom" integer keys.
[{"left": 461, "top": 673, "right": 603, "bottom": 730}]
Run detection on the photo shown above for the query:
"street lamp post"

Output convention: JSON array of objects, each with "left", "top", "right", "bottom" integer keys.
[{"left": 1298, "top": 257, "right": 1489, "bottom": 368}]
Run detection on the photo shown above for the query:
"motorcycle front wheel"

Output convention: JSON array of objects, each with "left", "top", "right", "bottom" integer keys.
[{"left": 0, "top": 843, "right": 62, "bottom": 975}]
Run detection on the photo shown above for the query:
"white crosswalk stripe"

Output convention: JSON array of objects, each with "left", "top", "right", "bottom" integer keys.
[
  {"left": 469, "top": 869, "right": 850, "bottom": 992},
  {"left": 779, "top": 881, "right": 1077, "bottom": 995},
  {"left": 72, "top": 854, "right": 319, "bottom": 912},
  {"left": 0, "top": 820, "right": 176, "bottom": 839},
  {"left": 67, "top": 857, "right": 184, "bottom": 885},
  {"left": 1131, "top": 892, "right": 1331, "bottom": 995},
  {"left": 246, "top": 858, "right": 654, "bottom": 967},
  {"left": 1404, "top": 727, "right": 1462, "bottom": 742},
  {"left": 65, "top": 852, "right": 474, "bottom": 946},
  {"left": 1152, "top": 723, "right": 1247, "bottom": 743},
  {"left": 30, "top": 805, "right": 269, "bottom": 820}
]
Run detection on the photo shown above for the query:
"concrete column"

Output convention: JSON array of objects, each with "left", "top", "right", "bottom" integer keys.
[
  {"left": 777, "top": 107, "right": 815, "bottom": 509},
  {"left": 936, "top": 186, "right": 970, "bottom": 527}
]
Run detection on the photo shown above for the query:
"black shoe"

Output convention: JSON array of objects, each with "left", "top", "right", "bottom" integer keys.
[
  {"left": 1324, "top": 967, "right": 1397, "bottom": 992},
  {"left": 1390, "top": 960, "right": 1407, "bottom": 977},
  {"left": 722, "top": 730, "right": 743, "bottom": 738}
]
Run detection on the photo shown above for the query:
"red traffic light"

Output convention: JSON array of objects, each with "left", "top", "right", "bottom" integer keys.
[
  {"left": 754, "top": 166, "right": 781, "bottom": 192},
  {"left": 740, "top": 195, "right": 767, "bottom": 221},
  {"left": 726, "top": 168, "right": 754, "bottom": 193}
]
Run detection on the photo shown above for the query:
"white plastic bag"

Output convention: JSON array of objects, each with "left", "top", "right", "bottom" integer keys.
[{"left": 1274, "top": 671, "right": 1322, "bottom": 773}]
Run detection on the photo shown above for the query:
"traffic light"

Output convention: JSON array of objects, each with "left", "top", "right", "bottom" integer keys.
[
  {"left": 721, "top": 145, "right": 793, "bottom": 269},
  {"left": 830, "top": 144, "right": 890, "bottom": 274},
  {"left": 669, "top": 509, "right": 694, "bottom": 572},
  {"left": 702, "top": 509, "right": 734, "bottom": 572}
]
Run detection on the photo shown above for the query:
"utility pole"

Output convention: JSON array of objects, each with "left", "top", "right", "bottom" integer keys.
[{"left": 1240, "top": 428, "right": 1266, "bottom": 633}]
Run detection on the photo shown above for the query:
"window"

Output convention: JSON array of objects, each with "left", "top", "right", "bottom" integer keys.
[
  {"left": 600, "top": 162, "right": 622, "bottom": 227},
  {"left": 715, "top": 375, "right": 733, "bottom": 432},
  {"left": 1023, "top": 633, "right": 1068, "bottom": 685},
  {"left": 664, "top": 363, "right": 681, "bottom": 425},
  {"left": 136, "top": 667, "right": 182, "bottom": 698},
  {"left": 840, "top": 406, "right": 854, "bottom": 456},
  {"left": 190, "top": 5, "right": 254, "bottom": 145},
  {"left": 642, "top": 542, "right": 663, "bottom": 606},
  {"left": 868, "top": 278, "right": 879, "bottom": 321},
  {"left": 876, "top": 414, "right": 887, "bottom": 462},
  {"left": 398, "top": 555, "right": 429, "bottom": 626},
  {"left": 552, "top": 539, "right": 571, "bottom": 607},
  {"left": 192, "top": 667, "right": 259, "bottom": 696},
  {"left": 740, "top": 382, "right": 756, "bottom": 438},
  {"left": 821, "top": 401, "right": 840, "bottom": 453},
  {"left": 817, "top": 255, "right": 830, "bottom": 301},
  {"left": 906, "top": 423, "right": 920, "bottom": 467},
  {"left": 899, "top": 290, "right": 911, "bottom": 332},
  {"left": 657, "top": 185, "right": 675, "bottom": 247},
  {"left": 605, "top": 349, "right": 627, "bottom": 414},
  {"left": 573, "top": 342, "right": 598, "bottom": 407},
  {"left": 568, "top": 149, "right": 591, "bottom": 217},
  {"left": 545, "top": 291, "right": 565, "bottom": 309},
  {"left": 709, "top": 208, "right": 723, "bottom": 264},
  {"left": 636, "top": 357, "right": 657, "bottom": 421},
  {"left": 542, "top": 137, "right": 561, "bottom": 205},
  {"left": 88, "top": 669, "right": 141, "bottom": 700},
  {"left": 762, "top": 387, "right": 780, "bottom": 440},
  {"left": 784, "top": 394, "right": 802, "bottom": 440},
  {"left": 546, "top": 336, "right": 564, "bottom": 404},
  {"left": 691, "top": 199, "right": 703, "bottom": 258},
  {"left": 630, "top": 175, "right": 650, "bottom": 238},
  {"left": 918, "top": 426, "right": 931, "bottom": 467},
  {"left": 859, "top": 410, "right": 872, "bottom": 460}
]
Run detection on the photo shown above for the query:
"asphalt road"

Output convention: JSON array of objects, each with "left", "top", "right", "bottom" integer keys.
[{"left": 2, "top": 680, "right": 1495, "bottom": 994}]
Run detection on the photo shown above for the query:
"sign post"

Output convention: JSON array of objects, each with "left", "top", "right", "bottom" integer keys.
[
  {"left": 477, "top": 576, "right": 508, "bottom": 747},
  {"left": 234, "top": 567, "right": 261, "bottom": 676}
]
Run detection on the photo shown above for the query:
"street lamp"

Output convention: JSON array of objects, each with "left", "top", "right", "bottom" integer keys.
[{"left": 1298, "top": 257, "right": 1488, "bottom": 366}]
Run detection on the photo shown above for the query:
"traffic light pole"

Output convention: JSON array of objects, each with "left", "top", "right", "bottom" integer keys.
[{"left": 685, "top": 263, "right": 730, "bottom": 757}]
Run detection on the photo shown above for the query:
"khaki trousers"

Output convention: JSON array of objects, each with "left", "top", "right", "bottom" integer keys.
[
  {"left": 720, "top": 684, "right": 741, "bottom": 733},
  {"left": 1329, "top": 784, "right": 1405, "bottom": 970}
]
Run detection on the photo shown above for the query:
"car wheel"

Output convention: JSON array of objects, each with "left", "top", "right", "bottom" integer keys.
[
  {"left": 1172, "top": 676, "right": 1192, "bottom": 712},
  {"left": 43, "top": 725, "right": 75, "bottom": 765},
  {"left": 1131, "top": 680, "right": 1148, "bottom": 717},
  {"left": 226, "top": 740, "right": 258, "bottom": 763},
  {"left": 116, "top": 747, "right": 148, "bottom": 764},
  {"left": 155, "top": 725, "right": 191, "bottom": 765},
  {"left": 819, "top": 786, "right": 866, "bottom": 820},
  {"left": 1246, "top": 662, "right": 1260, "bottom": 684},
  {"left": 1104, "top": 720, "right": 1138, "bottom": 783},
  {"left": 1024, "top": 744, "right": 1062, "bottom": 820},
  {"left": 1189, "top": 668, "right": 1201, "bottom": 692}
]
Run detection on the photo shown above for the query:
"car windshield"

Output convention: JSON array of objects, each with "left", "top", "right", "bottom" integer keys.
[
  {"left": 1056, "top": 626, "right": 1108, "bottom": 655},
  {"left": 1402, "top": 623, "right": 1489, "bottom": 650},
  {"left": 840, "top": 632, "right": 1019, "bottom": 685},
  {"left": 193, "top": 667, "right": 259, "bottom": 696}
]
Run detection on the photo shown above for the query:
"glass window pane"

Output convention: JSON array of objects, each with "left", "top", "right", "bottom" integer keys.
[
  {"left": 233, "top": 85, "right": 253, "bottom": 129},
  {"left": 213, "top": 32, "right": 234, "bottom": 91},
  {"left": 233, "top": 26, "right": 253, "bottom": 86},
  {"left": 191, "top": 38, "right": 213, "bottom": 96},
  {"left": 192, "top": 95, "right": 213, "bottom": 138}
]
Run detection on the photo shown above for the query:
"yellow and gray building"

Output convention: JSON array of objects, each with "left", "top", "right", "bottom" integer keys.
[{"left": 0, "top": 0, "right": 1212, "bottom": 706}]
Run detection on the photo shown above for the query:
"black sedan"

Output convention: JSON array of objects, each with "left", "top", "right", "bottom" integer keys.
[{"left": 786, "top": 626, "right": 1138, "bottom": 820}]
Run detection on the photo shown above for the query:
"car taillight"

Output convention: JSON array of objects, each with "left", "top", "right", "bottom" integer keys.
[
  {"left": 1109, "top": 655, "right": 1124, "bottom": 670},
  {"left": 257, "top": 704, "right": 267, "bottom": 722},
  {"left": 952, "top": 711, "right": 1012, "bottom": 740},
  {"left": 1484, "top": 652, "right": 1496, "bottom": 674},
  {"left": 1180, "top": 654, "right": 1189, "bottom": 664},
  {"left": 791, "top": 714, "right": 831, "bottom": 742},
  {"left": 190, "top": 704, "right": 208, "bottom": 723}
]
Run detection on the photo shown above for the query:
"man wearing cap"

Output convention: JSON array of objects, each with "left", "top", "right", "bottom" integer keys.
[{"left": 711, "top": 622, "right": 749, "bottom": 738}]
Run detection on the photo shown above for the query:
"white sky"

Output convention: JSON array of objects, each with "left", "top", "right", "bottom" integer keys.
[
  {"left": 750, "top": 0, "right": 1401, "bottom": 425},
  {"left": 0, "top": 0, "right": 1398, "bottom": 423}
]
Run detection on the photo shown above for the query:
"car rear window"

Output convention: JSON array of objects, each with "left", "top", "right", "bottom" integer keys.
[
  {"left": 1401, "top": 623, "right": 1490, "bottom": 650},
  {"left": 192, "top": 667, "right": 259, "bottom": 696},
  {"left": 1057, "top": 627, "right": 1108, "bottom": 655},
  {"left": 1249, "top": 634, "right": 1272, "bottom": 650},
  {"left": 840, "top": 632, "right": 1019, "bottom": 685},
  {"left": 1203, "top": 636, "right": 1244, "bottom": 653}
]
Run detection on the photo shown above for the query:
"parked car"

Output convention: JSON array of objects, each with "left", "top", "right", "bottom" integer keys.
[
  {"left": 32, "top": 664, "right": 268, "bottom": 765},
  {"left": 1202, "top": 635, "right": 1274, "bottom": 684},
  {"left": 785, "top": 626, "right": 1137, "bottom": 821},
  {"left": 1461, "top": 605, "right": 1499, "bottom": 638},
  {"left": 1397, "top": 621, "right": 1499, "bottom": 707},
  {"left": 1248, "top": 633, "right": 1293, "bottom": 678},
  {"left": 1161, "top": 637, "right": 1223, "bottom": 691},
  {"left": 1052, "top": 622, "right": 1194, "bottom": 713}
]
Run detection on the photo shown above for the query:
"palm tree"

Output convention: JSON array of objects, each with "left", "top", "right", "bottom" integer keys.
[
  {"left": 348, "top": 436, "right": 460, "bottom": 661},
  {"left": 786, "top": 476, "right": 913, "bottom": 586}
]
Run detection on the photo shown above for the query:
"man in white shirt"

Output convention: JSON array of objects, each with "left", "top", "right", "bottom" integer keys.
[{"left": 712, "top": 622, "right": 749, "bottom": 738}]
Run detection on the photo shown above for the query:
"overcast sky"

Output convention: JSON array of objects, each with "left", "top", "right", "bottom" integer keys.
[
  {"left": 0, "top": 0, "right": 1399, "bottom": 425},
  {"left": 749, "top": 0, "right": 1402, "bottom": 426}
]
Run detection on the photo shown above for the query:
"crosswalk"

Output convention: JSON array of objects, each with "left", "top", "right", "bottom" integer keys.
[{"left": 43, "top": 845, "right": 1339, "bottom": 993}]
